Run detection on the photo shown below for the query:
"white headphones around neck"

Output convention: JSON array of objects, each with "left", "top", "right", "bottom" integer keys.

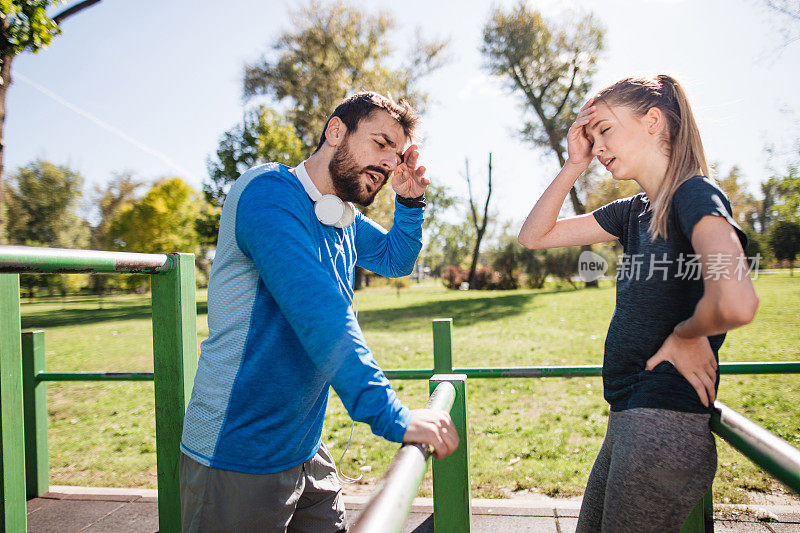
[{"left": 291, "top": 161, "right": 356, "bottom": 228}]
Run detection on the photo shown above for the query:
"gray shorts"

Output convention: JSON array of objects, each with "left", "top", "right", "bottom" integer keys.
[{"left": 180, "top": 442, "right": 347, "bottom": 532}]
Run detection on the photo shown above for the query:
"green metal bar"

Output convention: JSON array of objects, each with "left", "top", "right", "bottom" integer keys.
[
  {"left": 36, "top": 371, "right": 154, "bottom": 382},
  {"left": 718, "top": 361, "right": 800, "bottom": 374},
  {"left": 351, "top": 381, "right": 456, "bottom": 533},
  {"left": 22, "top": 331, "right": 49, "bottom": 499},
  {"left": 432, "top": 319, "right": 453, "bottom": 374},
  {"left": 151, "top": 253, "right": 198, "bottom": 533},
  {"left": 711, "top": 401, "right": 800, "bottom": 494},
  {"left": 384, "top": 369, "right": 433, "bottom": 380},
  {"left": 383, "top": 362, "right": 800, "bottom": 381},
  {"left": 0, "top": 274, "right": 27, "bottom": 532},
  {"left": 455, "top": 365, "right": 602, "bottom": 378},
  {"left": 431, "top": 374, "right": 471, "bottom": 533},
  {"left": 0, "top": 245, "right": 173, "bottom": 274}
]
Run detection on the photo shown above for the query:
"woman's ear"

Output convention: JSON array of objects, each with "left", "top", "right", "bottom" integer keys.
[
  {"left": 324, "top": 117, "right": 347, "bottom": 147},
  {"left": 646, "top": 107, "right": 663, "bottom": 135}
]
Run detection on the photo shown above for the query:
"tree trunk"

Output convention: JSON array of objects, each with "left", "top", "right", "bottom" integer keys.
[
  {"left": 467, "top": 228, "right": 486, "bottom": 288},
  {"left": 0, "top": 53, "right": 12, "bottom": 244}
]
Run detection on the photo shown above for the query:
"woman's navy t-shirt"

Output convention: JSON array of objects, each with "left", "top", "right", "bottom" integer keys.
[{"left": 592, "top": 176, "right": 748, "bottom": 413}]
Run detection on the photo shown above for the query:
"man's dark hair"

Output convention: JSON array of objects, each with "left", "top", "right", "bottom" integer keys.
[{"left": 313, "top": 91, "right": 418, "bottom": 153}]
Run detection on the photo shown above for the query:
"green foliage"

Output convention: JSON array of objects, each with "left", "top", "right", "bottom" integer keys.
[
  {"left": 768, "top": 219, "right": 800, "bottom": 271},
  {"left": 6, "top": 158, "right": 90, "bottom": 295},
  {"left": 582, "top": 163, "right": 641, "bottom": 212},
  {"left": 6, "top": 158, "right": 89, "bottom": 247},
  {"left": 242, "top": 0, "right": 447, "bottom": 150},
  {"left": 716, "top": 165, "right": 760, "bottom": 231},
  {"left": 422, "top": 219, "right": 474, "bottom": 276},
  {"left": 109, "top": 177, "right": 204, "bottom": 254},
  {"left": 0, "top": 0, "right": 62, "bottom": 62},
  {"left": 482, "top": 3, "right": 604, "bottom": 166},
  {"left": 204, "top": 106, "right": 304, "bottom": 208},
  {"left": 88, "top": 173, "right": 144, "bottom": 295}
]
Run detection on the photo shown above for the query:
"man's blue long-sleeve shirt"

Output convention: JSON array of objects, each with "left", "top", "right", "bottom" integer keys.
[{"left": 180, "top": 163, "right": 420, "bottom": 474}]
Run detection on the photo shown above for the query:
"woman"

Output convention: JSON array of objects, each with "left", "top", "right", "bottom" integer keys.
[{"left": 518, "top": 75, "right": 758, "bottom": 532}]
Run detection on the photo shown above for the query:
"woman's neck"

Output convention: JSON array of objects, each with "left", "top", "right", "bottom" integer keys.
[{"left": 635, "top": 154, "right": 670, "bottom": 204}]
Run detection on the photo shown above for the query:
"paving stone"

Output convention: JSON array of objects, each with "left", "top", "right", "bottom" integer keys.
[
  {"left": 558, "top": 516, "right": 579, "bottom": 533},
  {"left": 26, "top": 500, "right": 127, "bottom": 532},
  {"left": 83, "top": 501, "right": 159, "bottom": 533}
]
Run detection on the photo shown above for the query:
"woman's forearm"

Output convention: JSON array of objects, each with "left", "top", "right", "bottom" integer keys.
[
  {"left": 518, "top": 160, "right": 587, "bottom": 248},
  {"left": 674, "top": 290, "right": 759, "bottom": 339}
]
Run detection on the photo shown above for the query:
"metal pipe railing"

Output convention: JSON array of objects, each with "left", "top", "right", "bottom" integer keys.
[
  {"left": 711, "top": 401, "right": 800, "bottom": 494},
  {"left": 36, "top": 371, "right": 154, "bottom": 381},
  {"left": 0, "top": 245, "right": 172, "bottom": 274},
  {"left": 384, "top": 361, "right": 800, "bottom": 380},
  {"left": 351, "top": 380, "right": 456, "bottom": 533}
]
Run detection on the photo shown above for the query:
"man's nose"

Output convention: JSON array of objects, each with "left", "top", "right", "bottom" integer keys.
[{"left": 380, "top": 157, "right": 396, "bottom": 172}]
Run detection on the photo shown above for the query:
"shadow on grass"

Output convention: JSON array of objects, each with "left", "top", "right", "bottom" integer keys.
[
  {"left": 21, "top": 300, "right": 209, "bottom": 329},
  {"left": 357, "top": 292, "right": 538, "bottom": 332}
]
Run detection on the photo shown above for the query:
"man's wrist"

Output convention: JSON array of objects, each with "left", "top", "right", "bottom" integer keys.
[{"left": 396, "top": 194, "right": 426, "bottom": 209}]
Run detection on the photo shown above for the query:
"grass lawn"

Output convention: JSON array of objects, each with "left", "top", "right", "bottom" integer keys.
[{"left": 19, "top": 272, "right": 800, "bottom": 503}]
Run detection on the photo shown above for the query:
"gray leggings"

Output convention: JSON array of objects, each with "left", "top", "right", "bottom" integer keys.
[{"left": 576, "top": 408, "right": 716, "bottom": 533}]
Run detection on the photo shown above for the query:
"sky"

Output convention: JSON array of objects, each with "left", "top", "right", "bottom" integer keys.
[{"left": 6, "top": 0, "right": 800, "bottom": 228}]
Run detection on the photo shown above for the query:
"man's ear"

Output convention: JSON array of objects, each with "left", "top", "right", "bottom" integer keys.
[
  {"left": 645, "top": 107, "right": 663, "bottom": 135},
  {"left": 324, "top": 117, "right": 347, "bottom": 147}
]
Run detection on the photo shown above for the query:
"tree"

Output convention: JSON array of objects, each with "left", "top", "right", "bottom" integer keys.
[
  {"left": 464, "top": 154, "right": 493, "bottom": 289},
  {"left": 482, "top": 3, "right": 604, "bottom": 217},
  {"left": 201, "top": 106, "right": 304, "bottom": 244},
  {"left": 242, "top": 0, "right": 447, "bottom": 151},
  {"left": 0, "top": 0, "right": 100, "bottom": 242},
  {"left": 204, "top": 107, "right": 305, "bottom": 210},
  {"left": 5, "top": 158, "right": 90, "bottom": 296},
  {"left": 768, "top": 219, "right": 800, "bottom": 274},
  {"left": 422, "top": 219, "right": 474, "bottom": 277},
  {"left": 88, "top": 172, "right": 143, "bottom": 297},
  {"left": 6, "top": 158, "right": 89, "bottom": 246},
  {"left": 760, "top": 0, "right": 800, "bottom": 49},
  {"left": 717, "top": 165, "right": 760, "bottom": 231},
  {"left": 482, "top": 3, "right": 605, "bottom": 287},
  {"left": 582, "top": 163, "right": 641, "bottom": 212},
  {"left": 109, "top": 177, "right": 204, "bottom": 254}
]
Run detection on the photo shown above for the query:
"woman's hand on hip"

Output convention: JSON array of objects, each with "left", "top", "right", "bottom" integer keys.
[{"left": 646, "top": 332, "right": 717, "bottom": 407}]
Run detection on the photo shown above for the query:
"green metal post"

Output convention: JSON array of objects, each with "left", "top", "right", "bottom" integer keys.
[
  {"left": 430, "top": 374, "right": 471, "bottom": 532},
  {"left": 0, "top": 274, "right": 26, "bottom": 532},
  {"left": 22, "top": 330, "right": 48, "bottom": 498},
  {"left": 680, "top": 488, "right": 714, "bottom": 533},
  {"left": 432, "top": 319, "right": 453, "bottom": 374},
  {"left": 151, "top": 253, "right": 198, "bottom": 533},
  {"left": 703, "top": 488, "right": 714, "bottom": 532}
]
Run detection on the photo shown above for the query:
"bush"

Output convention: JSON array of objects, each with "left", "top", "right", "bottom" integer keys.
[
  {"left": 442, "top": 265, "right": 464, "bottom": 289},
  {"left": 544, "top": 247, "right": 581, "bottom": 288},
  {"left": 471, "top": 266, "right": 499, "bottom": 290}
]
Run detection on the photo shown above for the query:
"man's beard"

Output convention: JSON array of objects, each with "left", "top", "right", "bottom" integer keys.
[{"left": 328, "top": 137, "right": 388, "bottom": 207}]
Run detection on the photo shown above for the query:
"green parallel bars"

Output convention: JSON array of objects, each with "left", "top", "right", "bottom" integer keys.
[
  {"left": 22, "top": 331, "right": 48, "bottom": 499},
  {"left": 150, "top": 253, "right": 198, "bottom": 533},
  {"left": 430, "top": 374, "right": 471, "bottom": 532},
  {"left": 1, "top": 274, "right": 26, "bottom": 532}
]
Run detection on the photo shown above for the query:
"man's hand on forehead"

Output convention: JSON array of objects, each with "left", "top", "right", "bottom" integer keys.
[{"left": 392, "top": 144, "right": 430, "bottom": 198}]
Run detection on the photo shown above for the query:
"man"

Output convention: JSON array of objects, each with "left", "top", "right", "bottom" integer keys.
[{"left": 179, "top": 92, "right": 458, "bottom": 532}]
